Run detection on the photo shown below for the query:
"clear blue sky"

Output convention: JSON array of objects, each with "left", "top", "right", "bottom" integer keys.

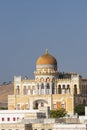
[{"left": 0, "top": 0, "right": 87, "bottom": 83}]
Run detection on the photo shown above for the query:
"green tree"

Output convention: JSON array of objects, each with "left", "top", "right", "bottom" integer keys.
[
  {"left": 74, "top": 104, "right": 85, "bottom": 115},
  {"left": 0, "top": 107, "right": 8, "bottom": 110},
  {"left": 50, "top": 108, "right": 67, "bottom": 118}
]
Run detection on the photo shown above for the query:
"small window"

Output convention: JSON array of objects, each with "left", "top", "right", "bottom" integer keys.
[
  {"left": 28, "top": 86, "right": 30, "bottom": 89},
  {"left": 74, "top": 84, "right": 77, "bottom": 94},
  {"left": 30, "top": 90, "right": 33, "bottom": 95},
  {"left": 52, "top": 83, "right": 55, "bottom": 94},
  {"left": 62, "top": 104, "right": 65, "bottom": 108},
  {"left": 17, "top": 104, "right": 20, "bottom": 110},
  {"left": 23, "top": 86, "right": 27, "bottom": 95},
  {"left": 63, "top": 84, "right": 65, "bottom": 89},
  {"left": 67, "top": 84, "right": 70, "bottom": 88},
  {"left": 16, "top": 85, "right": 20, "bottom": 95},
  {"left": 53, "top": 104, "right": 56, "bottom": 109},
  {"left": 41, "top": 102, "right": 44, "bottom": 107},
  {"left": 58, "top": 85, "right": 61, "bottom": 94},
  {"left": 32, "top": 86, "right": 35, "bottom": 89},
  {"left": 25, "top": 103, "right": 29, "bottom": 110},
  {"left": 2, "top": 118, "right": 4, "bottom": 121},
  {"left": 13, "top": 117, "right": 16, "bottom": 121},
  {"left": 7, "top": 117, "right": 10, "bottom": 121},
  {"left": 46, "top": 83, "right": 50, "bottom": 89},
  {"left": 41, "top": 83, "right": 44, "bottom": 89},
  {"left": 17, "top": 85, "right": 19, "bottom": 89},
  {"left": 17, "top": 117, "right": 19, "bottom": 120},
  {"left": 37, "top": 83, "right": 39, "bottom": 89}
]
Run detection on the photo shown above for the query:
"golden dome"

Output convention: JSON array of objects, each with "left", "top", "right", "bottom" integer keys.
[{"left": 36, "top": 50, "right": 57, "bottom": 65}]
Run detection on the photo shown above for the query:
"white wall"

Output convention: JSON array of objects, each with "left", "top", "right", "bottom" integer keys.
[{"left": 0, "top": 110, "right": 39, "bottom": 124}]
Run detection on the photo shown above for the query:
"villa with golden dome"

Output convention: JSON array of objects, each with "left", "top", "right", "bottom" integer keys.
[{"left": 8, "top": 50, "right": 87, "bottom": 115}]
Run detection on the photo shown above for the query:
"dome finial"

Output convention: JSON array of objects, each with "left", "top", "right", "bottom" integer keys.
[{"left": 45, "top": 49, "right": 48, "bottom": 54}]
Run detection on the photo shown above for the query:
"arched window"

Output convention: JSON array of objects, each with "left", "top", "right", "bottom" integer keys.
[
  {"left": 66, "top": 84, "right": 70, "bottom": 94},
  {"left": 37, "top": 83, "right": 39, "bottom": 89},
  {"left": 23, "top": 86, "right": 27, "bottom": 95},
  {"left": 16, "top": 86, "right": 20, "bottom": 95},
  {"left": 46, "top": 83, "right": 50, "bottom": 89},
  {"left": 58, "top": 85, "right": 61, "bottom": 94},
  {"left": 46, "top": 83, "right": 50, "bottom": 94},
  {"left": 30, "top": 90, "right": 33, "bottom": 95},
  {"left": 37, "top": 83, "right": 39, "bottom": 94},
  {"left": 74, "top": 84, "right": 77, "bottom": 94},
  {"left": 41, "top": 102, "right": 44, "bottom": 107},
  {"left": 41, "top": 83, "right": 44, "bottom": 94},
  {"left": 52, "top": 83, "right": 55, "bottom": 94},
  {"left": 62, "top": 85, "right": 65, "bottom": 94},
  {"left": 63, "top": 85, "right": 65, "bottom": 89},
  {"left": 41, "top": 83, "right": 44, "bottom": 89},
  {"left": 83, "top": 99, "right": 86, "bottom": 105},
  {"left": 17, "top": 86, "right": 19, "bottom": 89},
  {"left": 40, "top": 78, "right": 44, "bottom": 82}
]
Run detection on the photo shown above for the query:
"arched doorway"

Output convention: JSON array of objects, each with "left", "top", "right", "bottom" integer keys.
[{"left": 33, "top": 99, "right": 48, "bottom": 110}]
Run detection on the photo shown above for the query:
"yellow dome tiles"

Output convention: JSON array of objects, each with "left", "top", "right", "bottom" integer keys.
[{"left": 36, "top": 50, "right": 57, "bottom": 65}]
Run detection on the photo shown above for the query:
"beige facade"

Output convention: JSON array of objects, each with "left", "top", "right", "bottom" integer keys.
[
  {"left": 1, "top": 118, "right": 87, "bottom": 130},
  {"left": 30, "top": 123, "right": 87, "bottom": 130},
  {"left": 0, "top": 123, "right": 25, "bottom": 130},
  {"left": 8, "top": 50, "right": 87, "bottom": 115}
]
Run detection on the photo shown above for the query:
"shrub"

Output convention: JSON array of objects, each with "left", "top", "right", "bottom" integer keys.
[{"left": 50, "top": 108, "right": 67, "bottom": 118}]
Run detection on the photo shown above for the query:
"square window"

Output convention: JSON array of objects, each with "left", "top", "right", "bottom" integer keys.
[
  {"left": 2, "top": 117, "right": 4, "bottom": 121},
  {"left": 13, "top": 117, "right": 16, "bottom": 121},
  {"left": 7, "top": 117, "right": 10, "bottom": 121},
  {"left": 41, "top": 102, "right": 44, "bottom": 107}
]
